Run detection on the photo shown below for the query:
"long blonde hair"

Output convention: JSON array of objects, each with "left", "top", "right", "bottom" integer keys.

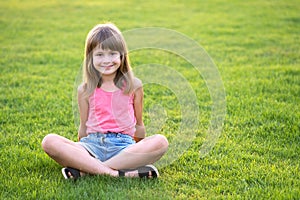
[{"left": 82, "top": 23, "right": 134, "bottom": 97}]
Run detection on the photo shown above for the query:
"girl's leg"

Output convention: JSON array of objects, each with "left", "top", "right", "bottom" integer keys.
[
  {"left": 41, "top": 134, "right": 118, "bottom": 177},
  {"left": 103, "top": 134, "right": 169, "bottom": 170}
]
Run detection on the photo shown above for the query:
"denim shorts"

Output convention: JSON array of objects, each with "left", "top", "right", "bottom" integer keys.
[{"left": 79, "top": 132, "right": 136, "bottom": 162}]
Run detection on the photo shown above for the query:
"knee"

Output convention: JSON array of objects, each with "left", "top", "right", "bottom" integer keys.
[
  {"left": 154, "top": 134, "right": 169, "bottom": 152},
  {"left": 41, "top": 133, "right": 59, "bottom": 153}
]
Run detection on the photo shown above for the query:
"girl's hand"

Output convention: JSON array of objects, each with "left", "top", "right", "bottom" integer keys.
[{"left": 134, "top": 137, "right": 144, "bottom": 143}]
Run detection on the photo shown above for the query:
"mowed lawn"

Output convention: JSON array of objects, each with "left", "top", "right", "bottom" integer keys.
[{"left": 0, "top": 0, "right": 299, "bottom": 199}]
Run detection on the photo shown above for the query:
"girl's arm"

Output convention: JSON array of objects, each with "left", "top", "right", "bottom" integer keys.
[
  {"left": 133, "top": 78, "right": 146, "bottom": 142},
  {"left": 77, "top": 84, "right": 89, "bottom": 141}
]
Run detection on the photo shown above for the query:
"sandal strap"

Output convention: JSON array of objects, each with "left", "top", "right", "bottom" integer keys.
[
  {"left": 118, "top": 170, "right": 125, "bottom": 177},
  {"left": 62, "top": 167, "right": 81, "bottom": 180},
  {"left": 118, "top": 165, "right": 159, "bottom": 178},
  {"left": 137, "top": 165, "right": 159, "bottom": 178}
]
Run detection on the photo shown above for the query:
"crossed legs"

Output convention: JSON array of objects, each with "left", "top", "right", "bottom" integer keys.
[
  {"left": 41, "top": 134, "right": 168, "bottom": 178},
  {"left": 104, "top": 134, "right": 168, "bottom": 169}
]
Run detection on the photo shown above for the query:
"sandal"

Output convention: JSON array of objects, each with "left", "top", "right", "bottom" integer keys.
[
  {"left": 118, "top": 165, "right": 159, "bottom": 178},
  {"left": 137, "top": 165, "right": 159, "bottom": 178},
  {"left": 62, "top": 167, "right": 81, "bottom": 180}
]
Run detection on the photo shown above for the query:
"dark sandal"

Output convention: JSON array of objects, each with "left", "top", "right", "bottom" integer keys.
[
  {"left": 137, "top": 165, "right": 159, "bottom": 178},
  {"left": 62, "top": 167, "right": 81, "bottom": 180},
  {"left": 118, "top": 170, "right": 126, "bottom": 177},
  {"left": 118, "top": 165, "right": 159, "bottom": 178}
]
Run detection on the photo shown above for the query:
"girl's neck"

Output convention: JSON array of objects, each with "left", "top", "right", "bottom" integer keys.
[
  {"left": 101, "top": 72, "right": 116, "bottom": 82},
  {"left": 100, "top": 73, "right": 119, "bottom": 92}
]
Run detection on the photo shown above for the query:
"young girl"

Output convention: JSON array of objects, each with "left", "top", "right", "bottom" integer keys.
[{"left": 42, "top": 23, "right": 169, "bottom": 179}]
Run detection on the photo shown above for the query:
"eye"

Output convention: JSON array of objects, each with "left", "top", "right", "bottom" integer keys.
[{"left": 111, "top": 52, "right": 118, "bottom": 56}]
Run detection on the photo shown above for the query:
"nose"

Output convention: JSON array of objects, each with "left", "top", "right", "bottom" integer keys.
[{"left": 102, "top": 55, "right": 112, "bottom": 63}]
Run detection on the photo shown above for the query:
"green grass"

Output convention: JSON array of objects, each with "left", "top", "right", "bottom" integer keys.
[{"left": 1, "top": 0, "right": 299, "bottom": 199}]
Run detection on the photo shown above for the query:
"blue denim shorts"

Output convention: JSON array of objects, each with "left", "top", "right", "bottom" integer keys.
[{"left": 79, "top": 132, "right": 136, "bottom": 162}]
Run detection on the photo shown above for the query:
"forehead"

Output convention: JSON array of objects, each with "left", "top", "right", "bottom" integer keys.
[{"left": 93, "top": 45, "right": 119, "bottom": 53}]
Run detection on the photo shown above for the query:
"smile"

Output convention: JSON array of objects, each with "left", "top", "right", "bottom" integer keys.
[{"left": 101, "top": 65, "right": 114, "bottom": 68}]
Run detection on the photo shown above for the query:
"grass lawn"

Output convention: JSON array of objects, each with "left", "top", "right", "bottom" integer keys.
[{"left": 1, "top": 0, "right": 299, "bottom": 199}]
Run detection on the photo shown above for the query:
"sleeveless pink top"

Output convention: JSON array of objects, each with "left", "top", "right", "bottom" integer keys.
[{"left": 86, "top": 88, "right": 136, "bottom": 137}]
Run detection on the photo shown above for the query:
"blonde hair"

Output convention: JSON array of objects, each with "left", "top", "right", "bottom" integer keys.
[{"left": 82, "top": 23, "right": 134, "bottom": 97}]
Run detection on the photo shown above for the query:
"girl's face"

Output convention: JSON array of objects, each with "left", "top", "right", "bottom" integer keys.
[{"left": 92, "top": 46, "right": 121, "bottom": 76}]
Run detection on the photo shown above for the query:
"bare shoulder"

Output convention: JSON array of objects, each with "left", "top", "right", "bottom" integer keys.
[
  {"left": 133, "top": 77, "right": 143, "bottom": 90},
  {"left": 77, "top": 83, "right": 86, "bottom": 93},
  {"left": 77, "top": 83, "right": 87, "bottom": 99}
]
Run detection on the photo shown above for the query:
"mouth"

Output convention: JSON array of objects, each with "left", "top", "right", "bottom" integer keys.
[{"left": 101, "top": 65, "right": 114, "bottom": 68}]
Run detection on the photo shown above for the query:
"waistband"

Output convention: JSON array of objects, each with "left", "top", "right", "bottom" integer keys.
[{"left": 88, "top": 132, "right": 132, "bottom": 138}]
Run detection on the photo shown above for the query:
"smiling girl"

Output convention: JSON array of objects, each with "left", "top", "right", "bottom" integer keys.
[{"left": 41, "top": 23, "right": 169, "bottom": 180}]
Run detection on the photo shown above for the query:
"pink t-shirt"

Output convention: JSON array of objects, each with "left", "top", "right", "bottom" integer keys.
[{"left": 86, "top": 88, "right": 136, "bottom": 137}]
